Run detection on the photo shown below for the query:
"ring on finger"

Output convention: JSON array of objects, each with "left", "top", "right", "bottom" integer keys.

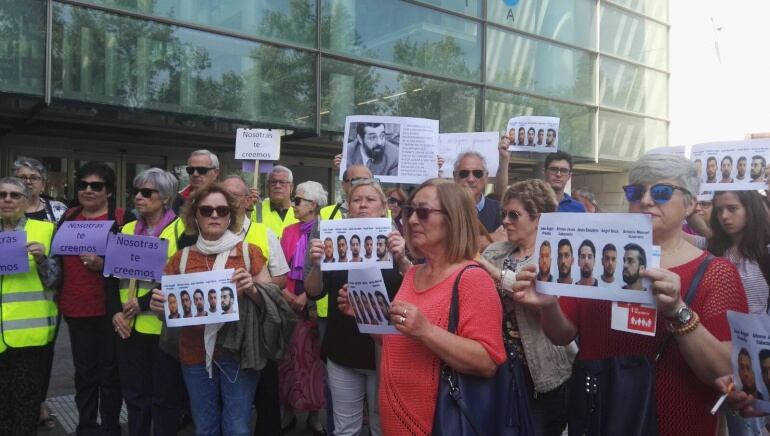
[
  {"left": 399, "top": 315, "right": 406, "bottom": 325},
  {"left": 402, "top": 308, "right": 407, "bottom": 317}
]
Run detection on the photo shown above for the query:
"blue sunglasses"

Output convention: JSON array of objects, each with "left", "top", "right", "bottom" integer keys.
[{"left": 622, "top": 183, "right": 690, "bottom": 204}]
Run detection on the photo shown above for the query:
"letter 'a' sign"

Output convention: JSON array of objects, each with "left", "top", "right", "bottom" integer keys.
[{"left": 235, "top": 128, "right": 281, "bottom": 161}]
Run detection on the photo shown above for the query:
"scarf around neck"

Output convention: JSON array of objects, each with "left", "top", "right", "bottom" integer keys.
[
  {"left": 288, "top": 221, "right": 314, "bottom": 283},
  {"left": 135, "top": 208, "right": 176, "bottom": 237}
]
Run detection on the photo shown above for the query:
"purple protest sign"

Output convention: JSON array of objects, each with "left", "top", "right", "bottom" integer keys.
[
  {"left": 103, "top": 233, "right": 169, "bottom": 281},
  {"left": 0, "top": 231, "right": 30, "bottom": 276},
  {"left": 241, "top": 161, "right": 274, "bottom": 174},
  {"left": 51, "top": 220, "right": 114, "bottom": 256}
]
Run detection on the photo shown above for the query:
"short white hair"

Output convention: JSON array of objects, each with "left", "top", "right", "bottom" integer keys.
[
  {"left": 629, "top": 154, "right": 699, "bottom": 202},
  {"left": 295, "top": 181, "right": 328, "bottom": 208},
  {"left": 270, "top": 165, "right": 293, "bottom": 182},
  {"left": 189, "top": 149, "right": 220, "bottom": 169},
  {"left": 453, "top": 151, "right": 488, "bottom": 174}
]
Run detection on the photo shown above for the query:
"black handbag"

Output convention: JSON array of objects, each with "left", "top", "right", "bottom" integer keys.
[
  {"left": 432, "top": 265, "right": 536, "bottom": 436},
  {"left": 567, "top": 255, "right": 714, "bottom": 436}
]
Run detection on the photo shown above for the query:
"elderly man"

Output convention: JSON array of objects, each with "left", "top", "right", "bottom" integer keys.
[
  {"left": 173, "top": 149, "right": 220, "bottom": 213},
  {"left": 453, "top": 151, "right": 502, "bottom": 233},
  {"left": 252, "top": 165, "right": 298, "bottom": 238},
  {"left": 320, "top": 164, "right": 373, "bottom": 220}
]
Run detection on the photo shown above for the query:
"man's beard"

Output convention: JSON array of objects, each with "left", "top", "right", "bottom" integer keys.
[
  {"left": 558, "top": 265, "right": 570, "bottom": 278},
  {"left": 580, "top": 268, "right": 593, "bottom": 279},
  {"left": 222, "top": 302, "right": 231, "bottom": 311},
  {"left": 366, "top": 145, "right": 384, "bottom": 160},
  {"left": 623, "top": 270, "right": 639, "bottom": 285},
  {"left": 752, "top": 169, "right": 761, "bottom": 179}
]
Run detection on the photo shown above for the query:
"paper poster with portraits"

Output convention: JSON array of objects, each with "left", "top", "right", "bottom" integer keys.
[
  {"left": 506, "top": 116, "right": 560, "bottom": 153},
  {"left": 534, "top": 213, "right": 654, "bottom": 305},
  {"left": 162, "top": 269, "right": 239, "bottom": 327},
  {"left": 319, "top": 218, "right": 394, "bottom": 271},
  {"left": 348, "top": 268, "right": 400, "bottom": 334},
  {"left": 690, "top": 139, "right": 770, "bottom": 194},
  {"left": 437, "top": 132, "right": 500, "bottom": 179},
  {"left": 339, "top": 115, "right": 439, "bottom": 184},
  {"left": 727, "top": 311, "right": 770, "bottom": 413}
]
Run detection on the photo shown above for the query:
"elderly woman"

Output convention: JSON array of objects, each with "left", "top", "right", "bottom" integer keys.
[
  {"left": 59, "top": 162, "right": 132, "bottom": 436},
  {"left": 511, "top": 154, "right": 748, "bottom": 436},
  {"left": 278, "top": 181, "right": 327, "bottom": 435},
  {"left": 305, "top": 179, "right": 410, "bottom": 436},
  {"left": 150, "top": 184, "right": 270, "bottom": 435},
  {"left": 13, "top": 156, "right": 68, "bottom": 223},
  {"left": 476, "top": 179, "right": 573, "bottom": 436},
  {"left": 107, "top": 168, "right": 181, "bottom": 436},
  {"left": 0, "top": 177, "right": 60, "bottom": 435}
]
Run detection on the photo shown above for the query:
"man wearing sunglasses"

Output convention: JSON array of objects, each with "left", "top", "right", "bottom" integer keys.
[
  {"left": 453, "top": 151, "right": 502, "bottom": 235},
  {"left": 174, "top": 149, "right": 220, "bottom": 213},
  {"left": 345, "top": 122, "right": 399, "bottom": 177},
  {"left": 252, "top": 166, "right": 298, "bottom": 238}
]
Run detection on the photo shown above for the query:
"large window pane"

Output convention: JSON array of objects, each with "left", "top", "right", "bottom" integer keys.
[
  {"left": 321, "top": 0, "right": 481, "bottom": 81},
  {"left": 52, "top": 3, "right": 316, "bottom": 128},
  {"left": 598, "top": 110, "right": 667, "bottom": 161},
  {"left": 487, "top": 28, "right": 594, "bottom": 104},
  {"left": 485, "top": 89, "right": 594, "bottom": 159},
  {"left": 486, "top": 0, "right": 596, "bottom": 50},
  {"left": 599, "top": 57, "right": 667, "bottom": 118},
  {"left": 601, "top": 4, "right": 668, "bottom": 70},
  {"left": 605, "top": 0, "right": 668, "bottom": 23},
  {"left": 414, "top": 0, "right": 481, "bottom": 17},
  {"left": 0, "top": 0, "right": 45, "bottom": 95},
  {"left": 75, "top": 0, "right": 317, "bottom": 47},
  {"left": 320, "top": 58, "right": 481, "bottom": 133}
]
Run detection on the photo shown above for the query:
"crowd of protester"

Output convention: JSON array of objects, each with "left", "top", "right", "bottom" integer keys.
[{"left": 1, "top": 128, "right": 769, "bottom": 436}]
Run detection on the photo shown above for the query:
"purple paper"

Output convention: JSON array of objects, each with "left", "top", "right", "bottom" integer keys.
[
  {"left": 0, "top": 231, "right": 30, "bottom": 276},
  {"left": 103, "top": 233, "right": 169, "bottom": 281},
  {"left": 241, "top": 161, "right": 274, "bottom": 174},
  {"left": 51, "top": 220, "right": 114, "bottom": 256}
]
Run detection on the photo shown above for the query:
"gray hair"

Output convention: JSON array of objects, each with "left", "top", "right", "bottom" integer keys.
[
  {"left": 295, "top": 181, "right": 328, "bottom": 208},
  {"left": 189, "top": 149, "right": 220, "bottom": 169},
  {"left": 133, "top": 168, "right": 178, "bottom": 208},
  {"left": 223, "top": 175, "right": 249, "bottom": 195},
  {"left": 12, "top": 156, "right": 48, "bottom": 181},
  {"left": 453, "top": 151, "right": 488, "bottom": 174},
  {"left": 0, "top": 177, "right": 32, "bottom": 198},
  {"left": 573, "top": 186, "right": 596, "bottom": 203},
  {"left": 628, "top": 154, "right": 699, "bottom": 202},
  {"left": 270, "top": 165, "right": 294, "bottom": 182}
]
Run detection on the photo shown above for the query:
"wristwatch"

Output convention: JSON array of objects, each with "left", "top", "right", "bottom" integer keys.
[{"left": 666, "top": 304, "right": 694, "bottom": 325}]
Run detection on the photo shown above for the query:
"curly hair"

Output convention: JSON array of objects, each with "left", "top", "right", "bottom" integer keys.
[
  {"left": 502, "top": 179, "right": 558, "bottom": 216},
  {"left": 181, "top": 184, "right": 243, "bottom": 236}
]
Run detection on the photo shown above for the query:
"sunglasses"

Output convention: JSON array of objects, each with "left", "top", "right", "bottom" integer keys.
[
  {"left": 456, "top": 169, "right": 484, "bottom": 179},
  {"left": 185, "top": 166, "right": 215, "bottom": 175},
  {"left": 0, "top": 191, "right": 25, "bottom": 200},
  {"left": 387, "top": 197, "right": 404, "bottom": 206},
  {"left": 622, "top": 183, "right": 690, "bottom": 204},
  {"left": 403, "top": 205, "right": 446, "bottom": 220},
  {"left": 75, "top": 180, "right": 106, "bottom": 192},
  {"left": 133, "top": 187, "right": 159, "bottom": 198},
  {"left": 293, "top": 197, "right": 311, "bottom": 206},
  {"left": 500, "top": 209, "right": 525, "bottom": 221},
  {"left": 197, "top": 206, "right": 230, "bottom": 218}
]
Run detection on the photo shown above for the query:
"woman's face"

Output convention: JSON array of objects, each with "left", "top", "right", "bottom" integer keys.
[
  {"left": 14, "top": 166, "right": 44, "bottom": 198},
  {"left": 77, "top": 174, "right": 110, "bottom": 212},
  {"left": 714, "top": 192, "right": 747, "bottom": 237},
  {"left": 196, "top": 192, "right": 230, "bottom": 240},
  {"left": 627, "top": 178, "right": 694, "bottom": 239},
  {"left": 407, "top": 186, "right": 447, "bottom": 253},
  {"left": 349, "top": 186, "right": 386, "bottom": 218},
  {"left": 502, "top": 198, "right": 538, "bottom": 246},
  {"left": 134, "top": 181, "right": 164, "bottom": 217},
  {"left": 292, "top": 190, "right": 316, "bottom": 222},
  {"left": 387, "top": 191, "right": 404, "bottom": 218},
  {"left": 0, "top": 183, "right": 27, "bottom": 221}
]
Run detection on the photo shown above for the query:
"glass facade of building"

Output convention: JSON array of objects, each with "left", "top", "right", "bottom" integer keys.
[{"left": 0, "top": 0, "right": 668, "bottom": 164}]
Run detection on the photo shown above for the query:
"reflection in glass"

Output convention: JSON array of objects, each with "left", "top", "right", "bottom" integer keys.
[
  {"left": 599, "top": 57, "right": 667, "bottom": 118},
  {"left": 601, "top": 4, "right": 668, "bottom": 70},
  {"left": 484, "top": 90, "right": 593, "bottom": 159},
  {"left": 486, "top": 28, "right": 594, "bottom": 104},
  {"left": 320, "top": 58, "right": 481, "bottom": 133},
  {"left": 321, "top": 0, "right": 481, "bottom": 81},
  {"left": 414, "top": 0, "right": 481, "bottom": 17},
  {"left": 52, "top": 3, "right": 316, "bottom": 128},
  {"left": 606, "top": 0, "right": 668, "bottom": 23},
  {"left": 0, "top": 0, "right": 46, "bottom": 95},
  {"left": 598, "top": 110, "right": 667, "bottom": 161}
]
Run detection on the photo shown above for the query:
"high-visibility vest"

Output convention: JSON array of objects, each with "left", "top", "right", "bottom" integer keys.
[
  {"left": 118, "top": 217, "right": 181, "bottom": 335},
  {"left": 244, "top": 221, "right": 270, "bottom": 261},
  {"left": 250, "top": 199, "right": 297, "bottom": 238},
  {"left": 0, "top": 219, "right": 57, "bottom": 353},
  {"left": 319, "top": 204, "right": 344, "bottom": 221}
]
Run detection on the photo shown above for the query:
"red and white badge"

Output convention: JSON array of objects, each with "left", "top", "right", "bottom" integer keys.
[{"left": 611, "top": 302, "right": 657, "bottom": 336}]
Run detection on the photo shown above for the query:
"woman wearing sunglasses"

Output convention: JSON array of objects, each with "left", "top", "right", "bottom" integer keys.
[
  {"left": 305, "top": 179, "right": 408, "bottom": 436},
  {"left": 277, "top": 181, "right": 328, "bottom": 435},
  {"left": 57, "top": 162, "right": 132, "bottom": 436},
  {"left": 106, "top": 168, "right": 182, "bottom": 436},
  {"left": 384, "top": 187, "right": 406, "bottom": 235},
  {"left": 151, "top": 184, "right": 270, "bottom": 435},
  {"left": 510, "top": 154, "right": 748, "bottom": 436},
  {"left": 476, "top": 179, "right": 574, "bottom": 436}
]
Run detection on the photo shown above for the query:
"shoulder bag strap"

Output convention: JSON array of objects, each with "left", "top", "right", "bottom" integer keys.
[
  {"left": 43, "top": 198, "right": 55, "bottom": 222},
  {"left": 447, "top": 264, "right": 478, "bottom": 334},
  {"left": 331, "top": 203, "right": 342, "bottom": 220},
  {"left": 180, "top": 247, "right": 190, "bottom": 274},
  {"left": 242, "top": 240, "right": 251, "bottom": 274}
]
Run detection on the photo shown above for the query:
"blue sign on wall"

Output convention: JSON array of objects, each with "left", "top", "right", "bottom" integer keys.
[{"left": 503, "top": 0, "right": 520, "bottom": 6}]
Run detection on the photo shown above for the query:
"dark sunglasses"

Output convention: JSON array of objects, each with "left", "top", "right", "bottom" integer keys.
[
  {"left": 387, "top": 197, "right": 404, "bottom": 206},
  {"left": 500, "top": 209, "right": 525, "bottom": 221},
  {"left": 622, "top": 183, "right": 690, "bottom": 204},
  {"left": 403, "top": 205, "right": 446, "bottom": 220},
  {"left": 0, "top": 191, "right": 25, "bottom": 200},
  {"left": 75, "top": 180, "right": 106, "bottom": 192},
  {"left": 186, "top": 166, "right": 215, "bottom": 175},
  {"left": 293, "top": 197, "right": 312, "bottom": 206},
  {"left": 197, "top": 206, "right": 230, "bottom": 218},
  {"left": 456, "top": 169, "right": 485, "bottom": 179},
  {"left": 133, "top": 187, "right": 159, "bottom": 198}
]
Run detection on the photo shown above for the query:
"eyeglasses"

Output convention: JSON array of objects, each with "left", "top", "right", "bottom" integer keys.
[
  {"left": 545, "top": 167, "right": 571, "bottom": 176},
  {"left": 18, "top": 175, "right": 42, "bottom": 183},
  {"left": 500, "top": 209, "right": 526, "bottom": 221},
  {"left": 133, "top": 187, "right": 159, "bottom": 198},
  {"left": 185, "top": 166, "right": 216, "bottom": 175},
  {"left": 344, "top": 176, "right": 370, "bottom": 184},
  {"left": 387, "top": 197, "right": 404, "bottom": 206},
  {"left": 622, "top": 183, "right": 690, "bottom": 204},
  {"left": 293, "top": 197, "right": 312, "bottom": 206},
  {"left": 75, "top": 180, "right": 106, "bottom": 192},
  {"left": 268, "top": 179, "right": 291, "bottom": 187},
  {"left": 197, "top": 206, "right": 230, "bottom": 218},
  {"left": 0, "top": 191, "right": 25, "bottom": 200},
  {"left": 403, "top": 205, "right": 446, "bottom": 220},
  {"left": 456, "top": 169, "right": 485, "bottom": 179}
]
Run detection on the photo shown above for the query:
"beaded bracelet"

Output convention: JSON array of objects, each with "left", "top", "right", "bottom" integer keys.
[{"left": 664, "top": 311, "right": 700, "bottom": 336}]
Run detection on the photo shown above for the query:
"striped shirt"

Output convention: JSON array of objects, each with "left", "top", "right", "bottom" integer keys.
[{"left": 726, "top": 247, "right": 770, "bottom": 314}]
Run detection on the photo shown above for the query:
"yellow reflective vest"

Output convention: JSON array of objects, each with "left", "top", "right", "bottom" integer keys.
[
  {"left": 244, "top": 220, "right": 270, "bottom": 261},
  {"left": 319, "top": 204, "right": 344, "bottom": 221},
  {"left": 250, "top": 199, "right": 297, "bottom": 239},
  {"left": 0, "top": 219, "right": 57, "bottom": 353},
  {"left": 118, "top": 218, "right": 181, "bottom": 335}
]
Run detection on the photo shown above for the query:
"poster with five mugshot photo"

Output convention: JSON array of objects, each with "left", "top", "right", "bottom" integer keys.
[
  {"left": 534, "top": 213, "right": 655, "bottom": 305},
  {"left": 319, "top": 218, "right": 394, "bottom": 271},
  {"left": 162, "top": 269, "right": 239, "bottom": 327},
  {"left": 691, "top": 139, "right": 770, "bottom": 195},
  {"left": 506, "top": 115, "right": 560, "bottom": 153}
]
